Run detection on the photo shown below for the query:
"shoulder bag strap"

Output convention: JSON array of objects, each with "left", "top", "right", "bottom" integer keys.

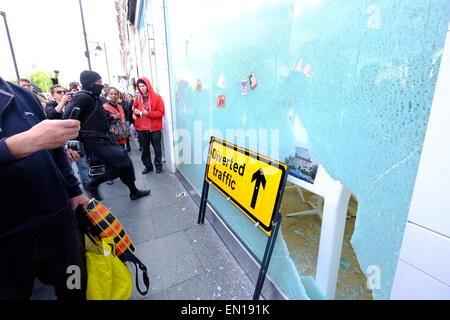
[
  {"left": 80, "top": 94, "right": 100, "bottom": 132},
  {"left": 78, "top": 92, "right": 111, "bottom": 141},
  {"left": 120, "top": 251, "right": 150, "bottom": 296}
]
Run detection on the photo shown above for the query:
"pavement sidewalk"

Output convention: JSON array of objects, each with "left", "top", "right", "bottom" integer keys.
[{"left": 31, "top": 140, "right": 255, "bottom": 300}]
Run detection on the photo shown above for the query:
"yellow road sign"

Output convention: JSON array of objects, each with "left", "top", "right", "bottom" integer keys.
[{"left": 205, "top": 137, "right": 287, "bottom": 235}]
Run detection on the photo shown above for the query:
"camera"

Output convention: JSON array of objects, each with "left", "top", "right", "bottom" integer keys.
[{"left": 65, "top": 140, "right": 84, "bottom": 158}]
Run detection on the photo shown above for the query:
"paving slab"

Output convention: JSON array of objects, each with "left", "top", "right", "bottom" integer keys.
[
  {"left": 120, "top": 208, "right": 156, "bottom": 245},
  {"left": 149, "top": 197, "right": 199, "bottom": 239},
  {"left": 133, "top": 231, "right": 205, "bottom": 294},
  {"left": 100, "top": 194, "right": 140, "bottom": 218},
  {"left": 167, "top": 271, "right": 252, "bottom": 300}
]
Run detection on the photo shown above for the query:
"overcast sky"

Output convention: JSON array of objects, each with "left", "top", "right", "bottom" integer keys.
[{"left": 0, "top": 0, "right": 122, "bottom": 87}]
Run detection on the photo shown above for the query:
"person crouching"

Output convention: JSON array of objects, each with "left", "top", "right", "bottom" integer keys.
[{"left": 63, "top": 70, "right": 150, "bottom": 201}]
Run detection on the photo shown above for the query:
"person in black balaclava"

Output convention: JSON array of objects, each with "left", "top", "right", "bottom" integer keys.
[{"left": 63, "top": 70, "right": 150, "bottom": 201}]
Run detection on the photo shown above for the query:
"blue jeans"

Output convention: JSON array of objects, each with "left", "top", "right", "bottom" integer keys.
[{"left": 75, "top": 156, "right": 90, "bottom": 185}]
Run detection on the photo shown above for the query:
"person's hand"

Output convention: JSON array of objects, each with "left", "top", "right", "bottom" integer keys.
[
  {"left": 142, "top": 110, "right": 148, "bottom": 116},
  {"left": 61, "top": 94, "right": 72, "bottom": 105},
  {"left": 133, "top": 108, "right": 140, "bottom": 115},
  {"left": 5, "top": 119, "right": 80, "bottom": 160},
  {"left": 30, "top": 119, "right": 80, "bottom": 150},
  {"left": 69, "top": 193, "right": 90, "bottom": 211},
  {"left": 66, "top": 148, "right": 81, "bottom": 163},
  {"left": 112, "top": 113, "right": 121, "bottom": 120}
]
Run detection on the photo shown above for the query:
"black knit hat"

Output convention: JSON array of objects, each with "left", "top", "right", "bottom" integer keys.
[{"left": 80, "top": 70, "right": 101, "bottom": 89}]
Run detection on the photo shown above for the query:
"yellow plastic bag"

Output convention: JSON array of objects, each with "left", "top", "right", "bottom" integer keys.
[{"left": 85, "top": 235, "right": 132, "bottom": 300}]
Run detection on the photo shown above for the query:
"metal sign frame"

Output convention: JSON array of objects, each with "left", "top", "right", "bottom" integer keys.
[
  {"left": 197, "top": 136, "right": 288, "bottom": 300},
  {"left": 201, "top": 137, "right": 287, "bottom": 234}
]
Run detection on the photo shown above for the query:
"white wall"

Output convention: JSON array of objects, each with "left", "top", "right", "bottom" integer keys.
[
  {"left": 147, "top": 0, "right": 175, "bottom": 173},
  {"left": 129, "top": 0, "right": 175, "bottom": 173},
  {"left": 391, "top": 22, "right": 450, "bottom": 300}
]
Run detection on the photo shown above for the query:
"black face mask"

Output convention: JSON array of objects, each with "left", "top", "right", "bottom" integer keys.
[{"left": 91, "top": 83, "right": 103, "bottom": 96}]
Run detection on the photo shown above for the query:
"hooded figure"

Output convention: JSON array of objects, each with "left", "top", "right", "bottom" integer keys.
[
  {"left": 62, "top": 70, "right": 150, "bottom": 201},
  {"left": 80, "top": 70, "right": 103, "bottom": 96},
  {"left": 132, "top": 77, "right": 165, "bottom": 174},
  {"left": 133, "top": 77, "right": 165, "bottom": 132}
]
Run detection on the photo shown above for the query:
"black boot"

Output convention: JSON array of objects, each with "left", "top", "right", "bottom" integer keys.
[
  {"left": 142, "top": 166, "right": 153, "bottom": 174},
  {"left": 130, "top": 189, "right": 151, "bottom": 200}
]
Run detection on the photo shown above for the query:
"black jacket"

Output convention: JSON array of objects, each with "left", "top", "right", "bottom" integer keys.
[
  {"left": 45, "top": 100, "right": 62, "bottom": 119},
  {"left": 0, "top": 78, "right": 82, "bottom": 240},
  {"left": 63, "top": 90, "right": 113, "bottom": 154},
  {"left": 121, "top": 100, "right": 133, "bottom": 123}
]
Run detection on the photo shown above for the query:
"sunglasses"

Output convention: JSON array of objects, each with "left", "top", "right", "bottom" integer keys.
[{"left": 55, "top": 90, "right": 66, "bottom": 94}]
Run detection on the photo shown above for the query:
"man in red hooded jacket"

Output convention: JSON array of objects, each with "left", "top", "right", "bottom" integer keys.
[{"left": 133, "top": 77, "right": 165, "bottom": 174}]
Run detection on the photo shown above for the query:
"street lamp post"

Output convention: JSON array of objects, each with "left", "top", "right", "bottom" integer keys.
[
  {"left": 95, "top": 42, "right": 111, "bottom": 85},
  {"left": 90, "top": 42, "right": 111, "bottom": 85},
  {"left": 0, "top": 11, "right": 20, "bottom": 82},
  {"left": 77, "top": 0, "right": 110, "bottom": 82},
  {"left": 78, "top": 0, "right": 91, "bottom": 70},
  {"left": 103, "top": 42, "right": 111, "bottom": 85}
]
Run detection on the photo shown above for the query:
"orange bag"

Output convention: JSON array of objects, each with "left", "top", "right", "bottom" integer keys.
[{"left": 83, "top": 198, "right": 135, "bottom": 257}]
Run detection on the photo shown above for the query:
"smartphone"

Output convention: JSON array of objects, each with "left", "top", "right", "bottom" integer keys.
[{"left": 69, "top": 107, "right": 80, "bottom": 120}]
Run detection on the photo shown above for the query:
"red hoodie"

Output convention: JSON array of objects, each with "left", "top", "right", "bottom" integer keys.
[{"left": 132, "top": 77, "right": 165, "bottom": 131}]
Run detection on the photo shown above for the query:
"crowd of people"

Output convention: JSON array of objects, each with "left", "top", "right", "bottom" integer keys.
[
  {"left": 0, "top": 70, "right": 165, "bottom": 300},
  {"left": 17, "top": 72, "right": 166, "bottom": 198}
]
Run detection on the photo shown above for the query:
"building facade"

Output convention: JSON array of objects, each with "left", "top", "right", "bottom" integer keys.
[{"left": 115, "top": 0, "right": 450, "bottom": 300}]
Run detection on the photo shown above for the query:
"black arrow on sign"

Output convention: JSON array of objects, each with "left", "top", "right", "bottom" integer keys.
[{"left": 251, "top": 169, "right": 266, "bottom": 209}]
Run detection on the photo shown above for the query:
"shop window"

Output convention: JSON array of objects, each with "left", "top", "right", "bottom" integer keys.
[
  {"left": 280, "top": 183, "right": 372, "bottom": 300},
  {"left": 335, "top": 195, "right": 373, "bottom": 300},
  {"left": 281, "top": 183, "right": 323, "bottom": 278}
]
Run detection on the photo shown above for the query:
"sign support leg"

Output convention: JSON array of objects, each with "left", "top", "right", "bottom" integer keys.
[
  {"left": 252, "top": 213, "right": 283, "bottom": 300},
  {"left": 198, "top": 180, "right": 210, "bottom": 224}
]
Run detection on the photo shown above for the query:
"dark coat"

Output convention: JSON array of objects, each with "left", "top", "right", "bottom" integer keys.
[
  {"left": 121, "top": 100, "right": 133, "bottom": 123},
  {"left": 0, "top": 77, "right": 82, "bottom": 240},
  {"left": 45, "top": 100, "right": 62, "bottom": 119},
  {"left": 63, "top": 90, "right": 113, "bottom": 154}
]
